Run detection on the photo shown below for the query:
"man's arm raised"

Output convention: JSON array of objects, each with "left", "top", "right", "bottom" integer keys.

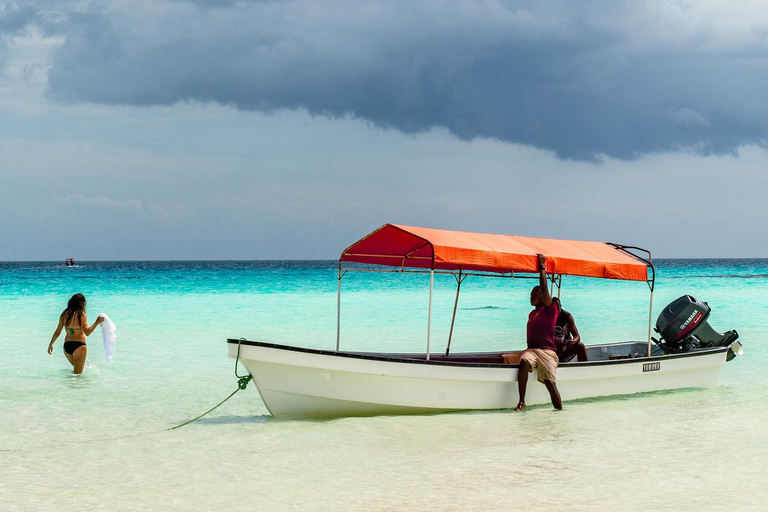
[{"left": 537, "top": 253, "right": 552, "bottom": 306}]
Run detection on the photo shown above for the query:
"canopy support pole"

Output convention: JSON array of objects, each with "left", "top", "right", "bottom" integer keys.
[
  {"left": 336, "top": 267, "right": 347, "bottom": 351},
  {"left": 646, "top": 289, "right": 654, "bottom": 357},
  {"left": 445, "top": 271, "right": 466, "bottom": 356},
  {"left": 645, "top": 265, "right": 656, "bottom": 357},
  {"left": 426, "top": 269, "right": 434, "bottom": 360},
  {"left": 549, "top": 273, "right": 561, "bottom": 298}
]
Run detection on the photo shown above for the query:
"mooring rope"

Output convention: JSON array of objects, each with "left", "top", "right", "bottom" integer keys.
[
  {"left": 0, "top": 339, "right": 254, "bottom": 452},
  {"left": 168, "top": 338, "right": 252, "bottom": 430}
]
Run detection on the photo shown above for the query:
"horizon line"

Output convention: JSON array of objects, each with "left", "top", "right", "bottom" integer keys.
[{"left": 3, "top": 257, "right": 768, "bottom": 263}]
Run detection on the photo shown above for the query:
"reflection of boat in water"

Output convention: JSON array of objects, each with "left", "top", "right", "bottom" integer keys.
[
  {"left": 65, "top": 258, "right": 75, "bottom": 267},
  {"left": 228, "top": 224, "right": 744, "bottom": 419}
]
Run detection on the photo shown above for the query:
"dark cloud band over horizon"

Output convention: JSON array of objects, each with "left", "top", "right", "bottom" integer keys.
[{"left": 6, "top": 0, "right": 768, "bottom": 160}]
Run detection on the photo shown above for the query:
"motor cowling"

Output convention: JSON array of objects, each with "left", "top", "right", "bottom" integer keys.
[{"left": 654, "top": 295, "right": 739, "bottom": 356}]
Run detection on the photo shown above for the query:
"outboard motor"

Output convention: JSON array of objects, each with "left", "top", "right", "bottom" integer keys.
[{"left": 654, "top": 295, "right": 740, "bottom": 359}]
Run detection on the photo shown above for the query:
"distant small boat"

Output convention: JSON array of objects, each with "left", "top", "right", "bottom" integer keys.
[{"left": 65, "top": 258, "right": 75, "bottom": 267}]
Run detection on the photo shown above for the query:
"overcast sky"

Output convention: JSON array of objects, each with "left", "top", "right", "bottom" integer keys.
[{"left": 2, "top": 0, "right": 768, "bottom": 260}]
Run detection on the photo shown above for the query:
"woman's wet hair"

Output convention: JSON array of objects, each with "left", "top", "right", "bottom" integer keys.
[{"left": 63, "top": 293, "right": 86, "bottom": 325}]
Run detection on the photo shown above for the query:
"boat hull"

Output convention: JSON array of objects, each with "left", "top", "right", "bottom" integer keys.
[{"left": 228, "top": 340, "right": 731, "bottom": 419}]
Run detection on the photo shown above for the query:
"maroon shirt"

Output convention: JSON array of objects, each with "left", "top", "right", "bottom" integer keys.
[{"left": 527, "top": 301, "right": 558, "bottom": 351}]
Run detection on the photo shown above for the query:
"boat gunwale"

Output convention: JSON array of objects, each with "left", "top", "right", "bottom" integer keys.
[{"left": 227, "top": 338, "right": 729, "bottom": 369}]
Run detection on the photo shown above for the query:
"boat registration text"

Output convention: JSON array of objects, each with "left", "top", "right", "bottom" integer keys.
[{"left": 643, "top": 362, "right": 661, "bottom": 372}]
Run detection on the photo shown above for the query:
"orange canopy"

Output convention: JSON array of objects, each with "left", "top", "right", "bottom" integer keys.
[{"left": 340, "top": 224, "right": 650, "bottom": 281}]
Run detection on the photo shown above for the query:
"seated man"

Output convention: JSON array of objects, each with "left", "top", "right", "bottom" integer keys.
[
  {"left": 505, "top": 253, "right": 562, "bottom": 411},
  {"left": 552, "top": 297, "right": 588, "bottom": 362}
]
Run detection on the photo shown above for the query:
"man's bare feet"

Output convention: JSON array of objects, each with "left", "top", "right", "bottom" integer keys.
[{"left": 514, "top": 401, "right": 526, "bottom": 411}]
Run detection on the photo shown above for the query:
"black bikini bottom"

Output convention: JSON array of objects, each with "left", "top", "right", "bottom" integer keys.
[{"left": 63, "top": 341, "right": 86, "bottom": 355}]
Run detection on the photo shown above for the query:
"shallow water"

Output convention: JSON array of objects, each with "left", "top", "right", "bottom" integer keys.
[{"left": 1, "top": 260, "right": 766, "bottom": 510}]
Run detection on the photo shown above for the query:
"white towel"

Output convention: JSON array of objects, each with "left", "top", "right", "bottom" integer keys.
[{"left": 98, "top": 313, "right": 117, "bottom": 362}]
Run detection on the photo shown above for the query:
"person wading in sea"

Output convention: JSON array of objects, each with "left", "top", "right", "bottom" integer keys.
[
  {"left": 515, "top": 254, "right": 562, "bottom": 411},
  {"left": 48, "top": 293, "right": 103, "bottom": 374}
]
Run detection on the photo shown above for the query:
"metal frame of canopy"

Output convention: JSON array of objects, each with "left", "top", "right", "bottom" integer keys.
[{"left": 335, "top": 226, "right": 656, "bottom": 359}]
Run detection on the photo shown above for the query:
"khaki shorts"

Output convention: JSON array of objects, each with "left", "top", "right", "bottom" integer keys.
[{"left": 502, "top": 349, "right": 558, "bottom": 383}]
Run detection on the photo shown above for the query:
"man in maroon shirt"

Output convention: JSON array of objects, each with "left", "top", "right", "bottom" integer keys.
[{"left": 515, "top": 253, "right": 563, "bottom": 411}]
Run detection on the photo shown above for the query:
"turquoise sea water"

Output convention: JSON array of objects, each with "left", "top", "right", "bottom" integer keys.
[{"left": 1, "top": 260, "right": 766, "bottom": 511}]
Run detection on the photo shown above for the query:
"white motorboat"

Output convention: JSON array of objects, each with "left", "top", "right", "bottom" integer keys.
[{"left": 228, "top": 224, "right": 743, "bottom": 419}]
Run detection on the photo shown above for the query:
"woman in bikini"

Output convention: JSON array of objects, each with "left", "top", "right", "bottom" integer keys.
[{"left": 47, "top": 293, "right": 103, "bottom": 374}]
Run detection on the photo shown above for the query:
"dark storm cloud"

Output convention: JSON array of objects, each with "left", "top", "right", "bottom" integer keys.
[
  {"left": 24, "top": 1, "right": 768, "bottom": 159},
  {"left": 0, "top": 1, "right": 35, "bottom": 65},
  {"left": 0, "top": 2, "right": 37, "bottom": 32},
  {"left": 0, "top": 0, "right": 70, "bottom": 35}
]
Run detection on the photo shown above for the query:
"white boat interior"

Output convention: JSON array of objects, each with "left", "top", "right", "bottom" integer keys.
[{"left": 346, "top": 341, "right": 667, "bottom": 364}]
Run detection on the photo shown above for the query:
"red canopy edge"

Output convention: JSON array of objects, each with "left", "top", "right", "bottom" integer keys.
[{"left": 340, "top": 224, "right": 651, "bottom": 281}]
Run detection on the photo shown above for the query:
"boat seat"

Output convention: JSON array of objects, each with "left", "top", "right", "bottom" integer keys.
[{"left": 426, "top": 353, "right": 505, "bottom": 364}]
